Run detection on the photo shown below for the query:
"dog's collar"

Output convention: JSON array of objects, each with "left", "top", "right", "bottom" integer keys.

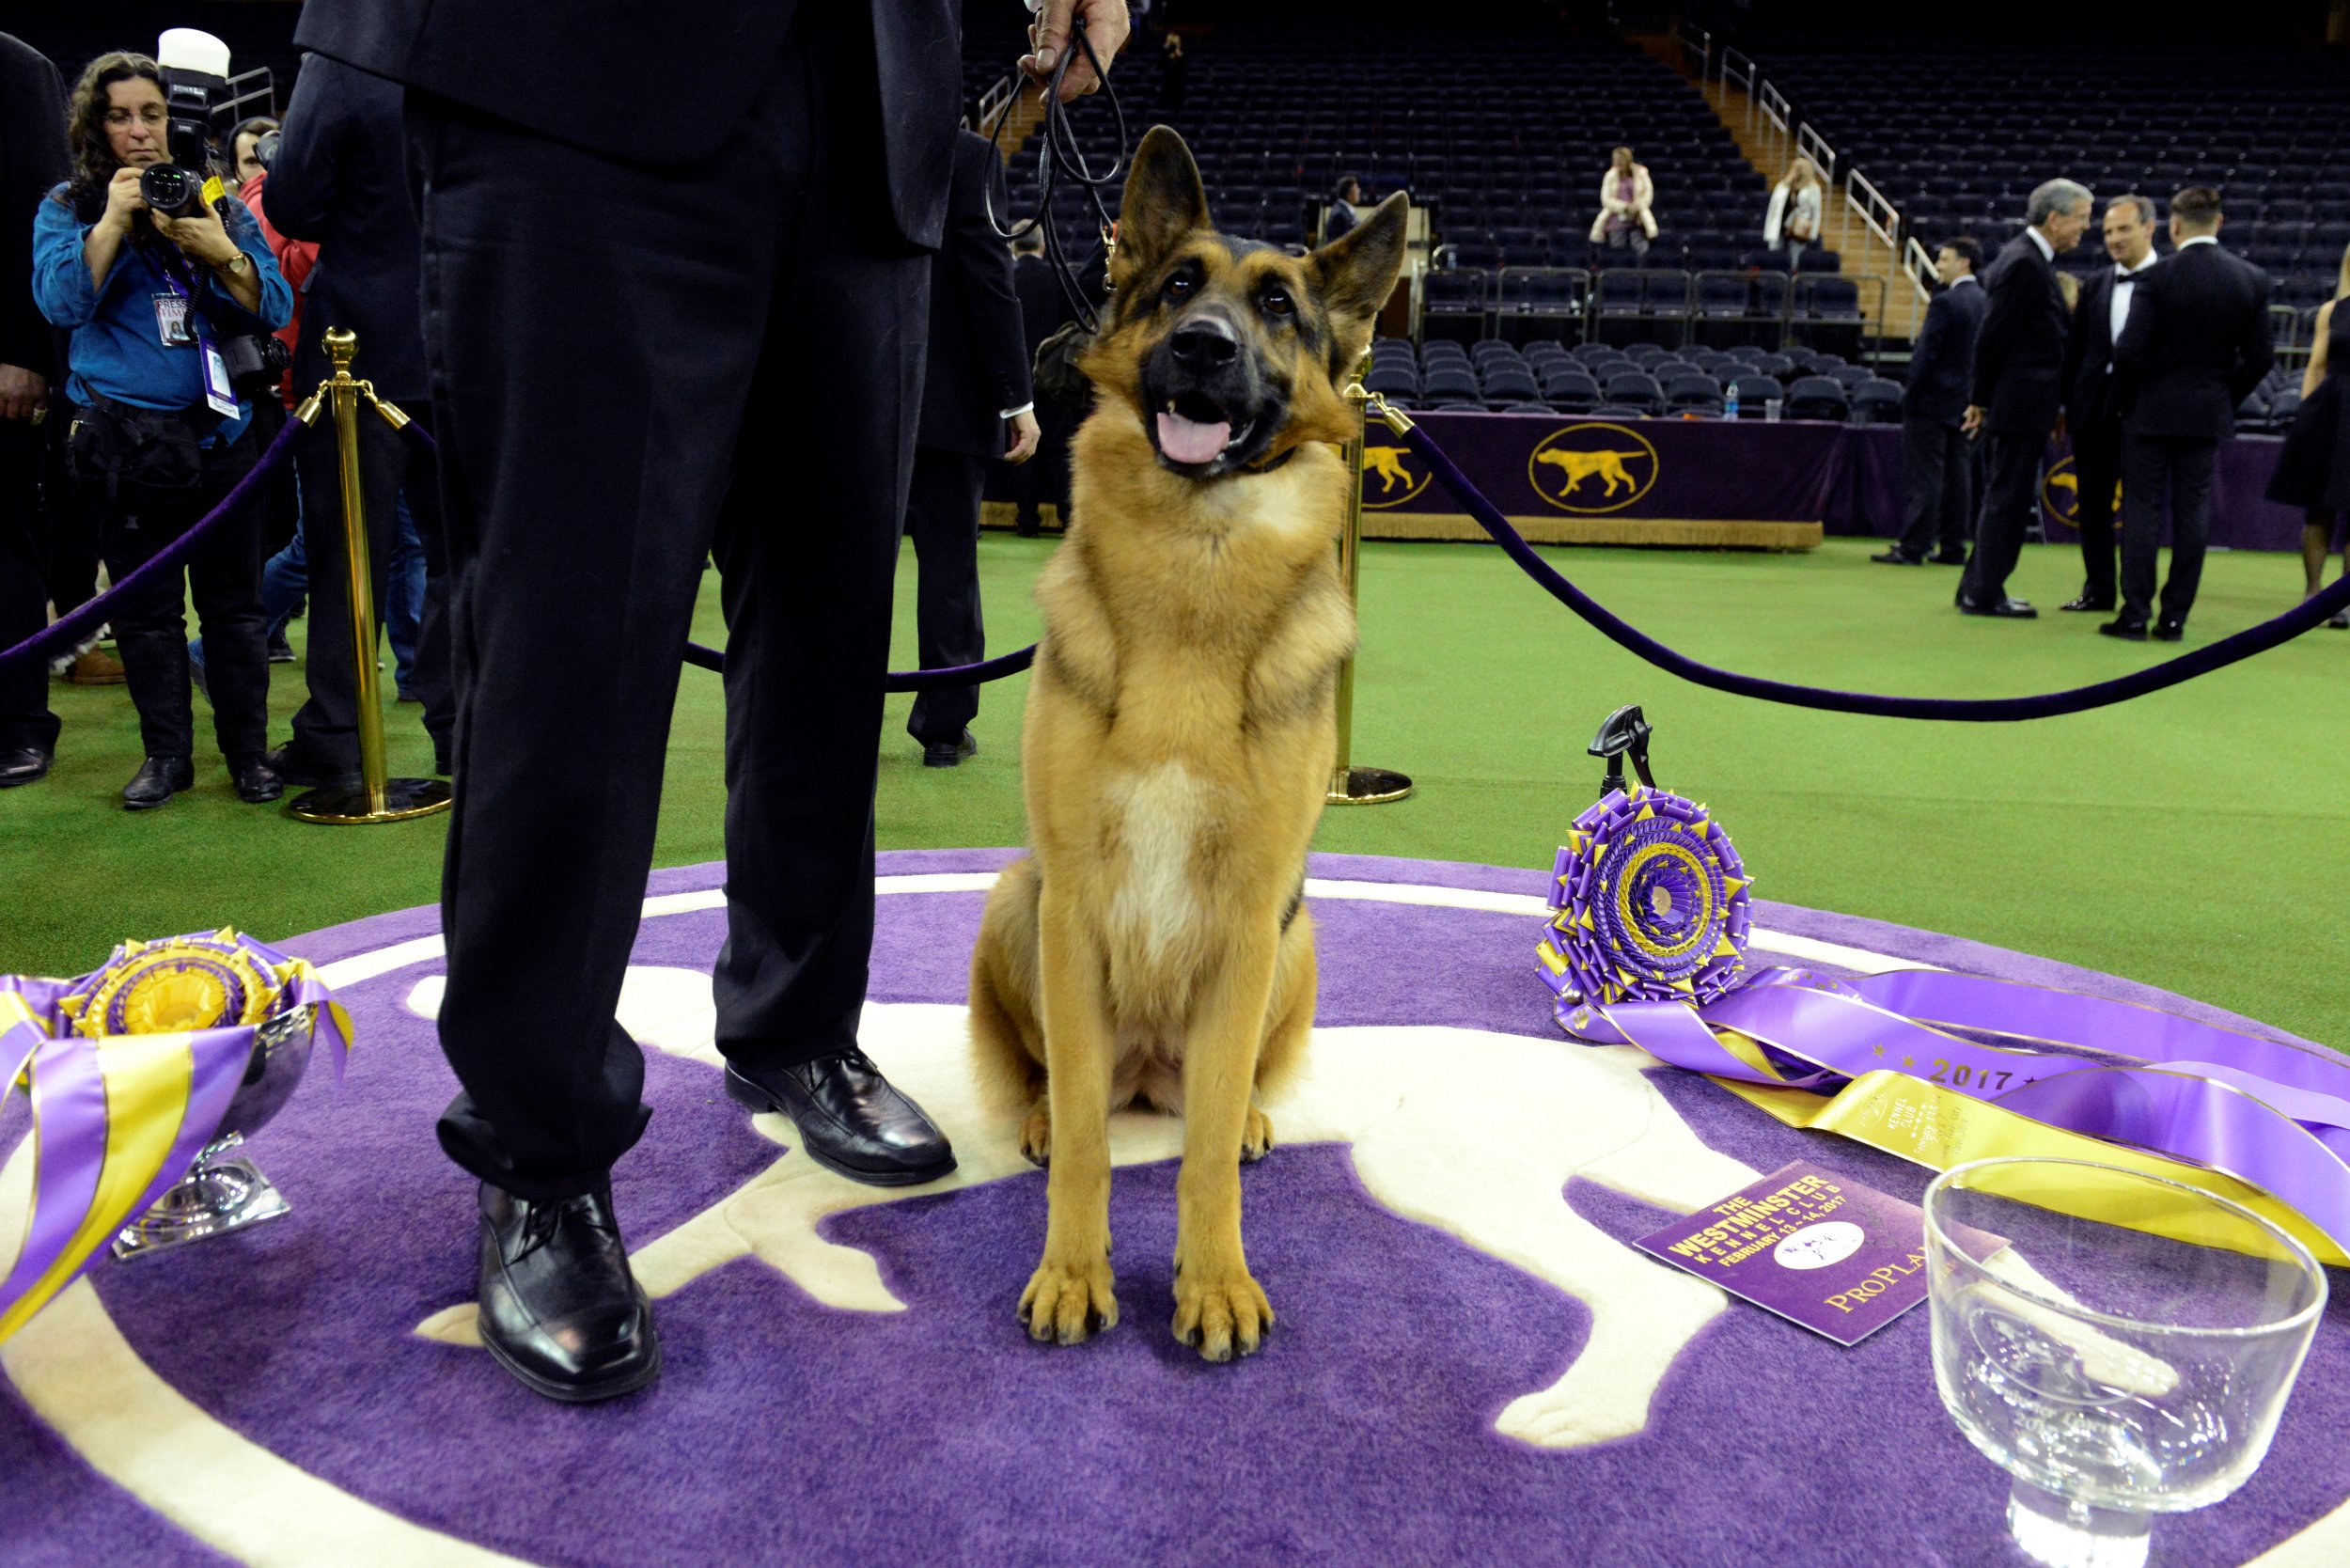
[{"left": 1243, "top": 444, "right": 1300, "bottom": 475}]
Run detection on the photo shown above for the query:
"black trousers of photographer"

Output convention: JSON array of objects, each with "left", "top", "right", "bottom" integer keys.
[
  {"left": 287, "top": 406, "right": 453, "bottom": 774},
  {"left": 79, "top": 425, "right": 272, "bottom": 761},
  {"left": 408, "top": 2, "right": 928, "bottom": 1200}
]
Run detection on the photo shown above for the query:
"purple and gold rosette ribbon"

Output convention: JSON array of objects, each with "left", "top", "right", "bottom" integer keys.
[
  {"left": 0, "top": 930, "right": 352, "bottom": 1341},
  {"left": 1540, "top": 798, "right": 2350, "bottom": 1267}
]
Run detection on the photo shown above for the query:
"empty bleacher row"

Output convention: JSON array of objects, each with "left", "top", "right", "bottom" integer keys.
[
  {"left": 1366, "top": 337, "right": 1903, "bottom": 424},
  {"left": 1757, "top": 51, "right": 2350, "bottom": 310},
  {"left": 1425, "top": 265, "right": 1867, "bottom": 352}
]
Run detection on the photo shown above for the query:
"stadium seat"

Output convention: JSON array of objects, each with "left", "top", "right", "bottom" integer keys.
[
  {"left": 1421, "top": 366, "right": 1482, "bottom": 401},
  {"left": 1481, "top": 368, "right": 1543, "bottom": 402},
  {"left": 1785, "top": 375, "right": 1850, "bottom": 422},
  {"left": 1753, "top": 353, "right": 1797, "bottom": 380},
  {"left": 1499, "top": 401, "right": 1559, "bottom": 416},
  {"left": 1364, "top": 364, "right": 1420, "bottom": 399},
  {"left": 1665, "top": 372, "right": 1725, "bottom": 416},
  {"left": 1602, "top": 371, "right": 1667, "bottom": 416},
  {"left": 1728, "top": 374, "right": 1785, "bottom": 416},
  {"left": 1848, "top": 378, "right": 1905, "bottom": 425},
  {"left": 1541, "top": 368, "right": 1602, "bottom": 412}
]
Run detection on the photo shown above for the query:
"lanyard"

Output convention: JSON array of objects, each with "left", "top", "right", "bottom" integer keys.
[{"left": 150, "top": 245, "right": 238, "bottom": 418}]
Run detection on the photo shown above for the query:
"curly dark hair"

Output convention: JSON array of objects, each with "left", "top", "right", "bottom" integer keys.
[{"left": 58, "top": 52, "right": 165, "bottom": 227}]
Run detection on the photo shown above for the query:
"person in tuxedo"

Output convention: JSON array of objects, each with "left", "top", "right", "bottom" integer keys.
[
  {"left": 903, "top": 129, "right": 1038, "bottom": 768},
  {"left": 1010, "top": 227, "right": 1073, "bottom": 536},
  {"left": 0, "top": 32, "right": 67, "bottom": 790},
  {"left": 2056, "top": 195, "right": 2160, "bottom": 613},
  {"left": 259, "top": 53, "right": 453, "bottom": 789},
  {"left": 1958, "top": 179, "right": 2092, "bottom": 619},
  {"left": 2106, "top": 187, "right": 2273, "bottom": 641},
  {"left": 290, "top": 0, "right": 1129, "bottom": 1403},
  {"left": 1326, "top": 174, "right": 1364, "bottom": 243},
  {"left": 1875, "top": 236, "right": 1983, "bottom": 566}
]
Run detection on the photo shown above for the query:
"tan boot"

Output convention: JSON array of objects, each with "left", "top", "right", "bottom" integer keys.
[{"left": 67, "top": 648, "right": 127, "bottom": 685}]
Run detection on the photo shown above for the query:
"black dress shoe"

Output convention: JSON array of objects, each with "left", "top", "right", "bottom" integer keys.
[
  {"left": 1870, "top": 547, "right": 1923, "bottom": 565},
  {"left": 2098, "top": 616, "right": 2149, "bottom": 641},
  {"left": 1957, "top": 595, "right": 2037, "bottom": 619},
  {"left": 263, "top": 744, "right": 360, "bottom": 791},
  {"left": 227, "top": 753, "right": 284, "bottom": 804},
  {"left": 921, "top": 729, "right": 979, "bottom": 769},
  {"left": 1929, "top": 549, "right": 1969, "bottom": 566},
  {"left": 0, "top": 747, "right": 53, "bottom": 789},
  {"left": 727, "top": 1050, "right": 957, "bottom": 1186},
  {"left": 475, "top": 1183, "right": 661, "bottom": 1403},
  {"left": 2059, "top": 591, "right": 2115, "bottom": 612},
  {"left": 122, "top": 755, "right": 194, "bottom": 810},
  {"left": 2329, "top": 611, "right": 2349, "bottom": 630},
  {"left": 266, "top": 627, "right": 296, "bottom": 663},
  {"left": 2152, "top": 617, "right": 2185, "bottom": 642}
]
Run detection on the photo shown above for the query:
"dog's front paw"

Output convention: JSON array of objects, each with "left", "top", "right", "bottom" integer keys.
[
  {"left": 1018, "top": 1253, "right": 1117, "bottom": 1345},
  {"left": 1241, "top": 1105, "right": 1274, "bottom": 1164},
  {"left": 1020, "top": 1099, "right": 1051, "bottom": 1167},
  {"left": 1171, "top": 1265, "right": 1274, "bottom": 1362}
]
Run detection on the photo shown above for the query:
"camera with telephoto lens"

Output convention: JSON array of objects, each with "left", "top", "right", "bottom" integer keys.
[{"left": 137, "top": 163, "right": 204, "bottom": 217}]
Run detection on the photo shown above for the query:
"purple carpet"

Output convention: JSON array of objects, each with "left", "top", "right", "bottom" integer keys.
[{"left": 2, "top": 850, "right": 2342, "bottom": 1567}]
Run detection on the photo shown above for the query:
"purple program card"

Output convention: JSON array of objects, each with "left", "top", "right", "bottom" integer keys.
[{"left": 1635, "top": 1160, "right": 2005, "bottom": 1346}]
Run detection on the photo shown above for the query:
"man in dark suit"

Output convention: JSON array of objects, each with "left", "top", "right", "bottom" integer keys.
[
  {"left": 2057, "top": 195, "right": 2161, "bottom": 613},
  {"left": 291, "top": 0, "right": 1129, "bottom": 1402},
  {"left": 261, "top": 54, "right": 452, "bottom": 788},
  {"left": 1010, "top": 228, "right": 1073, "bottom": 536},
  {"left": 905, "top": 129, "right": 1038, "bottom": 767},
  {"left": 2106, "top": 187, "right": 2274, "bottom": 641},
  {"left": 1875, "top": 236, "right": 1984, "bottom": 566},
  {"left": 1958, "top": 179, "right": 2093, "bottom": 619},
  {"left": 0, "top": 32, "right": 67, "bottom": 789},
  {"left": 1326, "top": 175, "right": 1364, "bottom": 243}
]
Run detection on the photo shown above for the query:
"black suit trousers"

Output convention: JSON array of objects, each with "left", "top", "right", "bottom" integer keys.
[
  {"left": 2071, "top": 414, "right": 2123, "bottom": 600},
  {"left": 2120, "top": 433, "right": 2218, "bottom": 624},
  {"left": 0, "top": 417, "right": 56, "bottom": 753},
  {"left": 289, "top": 403, "right": 452, "bottom": 769},
  {"left": 409, "top": 3, "right": 927, "bottom": 1200},
  {"left": 1894, "top": 416, "right": 1971, "bottom": 559},
  {"left": 81, "top": 426, "right": 270, "bottom": 760},
  {"left": 1962, "top": 430, "right": 2044, "bottom": 605},
  {"left": 902, "top": 446, "right": 985, "bottom": 745}
]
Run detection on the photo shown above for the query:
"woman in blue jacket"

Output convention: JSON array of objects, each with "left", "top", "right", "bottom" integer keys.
[{"left": 34, "top": 51, "right": 292, "bottom": 808}]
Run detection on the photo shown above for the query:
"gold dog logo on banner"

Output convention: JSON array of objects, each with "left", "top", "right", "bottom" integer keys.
[
  {"left": 1528, "top": 423, "right": 1660, "bottom": 514},
  {"left": 2041, "top": 453, "right": 2120, "bottom": 530},
  {"left": 1360, "top": 443, "right": 1433, "bottom": 509}
]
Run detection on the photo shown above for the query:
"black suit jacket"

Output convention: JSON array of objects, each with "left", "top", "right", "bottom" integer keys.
[
  {"left": 291, "top": 0, "right": 960, "bottom": 250},
  {"left": 917, "top": 133, "right": 1032, "bottom": 459},
  {"left": 2114, "top": 241, "right": 2275, "bottom": 443},
  {"left": 1013, "top": 254, "right": 1069, "bottom": 365},
  {"left": 2060, "top": 262, "right": 2158, "bottom": 430},
  {"left": 0, "top": 33, "right": 67, "bottom": 379},
  {"left": 1970, "top": 232, "right": 2069, "bottom": 435},
  {"left": 1902, "top": 279, "right": 1984, "bottom": 426},
  {"left": 265, "top": 55, "right": 429, "bottom": 401}
]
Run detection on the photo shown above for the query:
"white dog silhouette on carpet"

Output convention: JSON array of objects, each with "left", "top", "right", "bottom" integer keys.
[{"left": 410, "top": 964, "right": 1763, "bottom": 1450}]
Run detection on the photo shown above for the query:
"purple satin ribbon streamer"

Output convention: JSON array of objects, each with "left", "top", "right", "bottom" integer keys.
[
  {"left": 0, "top": 1032, "right": 106, "bottom": 1309},
  {"left": 1567, "top": 964, "right": 2350, "bottom": 1255}
]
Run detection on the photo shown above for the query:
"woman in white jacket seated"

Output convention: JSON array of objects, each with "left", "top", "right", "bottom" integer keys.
[
  {"left": 1764, "top": 158, "right": 1825, "bottom": 266},
  {"left": 1588, "top": 146, "right": 1656, "bottom": 258}
]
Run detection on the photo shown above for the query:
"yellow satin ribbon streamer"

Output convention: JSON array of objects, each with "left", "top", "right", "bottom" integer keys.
[
  {"left": 1714, "top": 1067, "right": 2350, "bottom": 1268},
  {"left": 0, "top": 1034, "right": 198, "bottom": 1342}
]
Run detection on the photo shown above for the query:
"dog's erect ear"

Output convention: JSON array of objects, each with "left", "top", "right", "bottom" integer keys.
[
  {"left": 1115, "top": 126, "right": 1211, "bottom": 278},
  {"left": 1308, "top": 192, "right": 1411, "bottom": 363}
]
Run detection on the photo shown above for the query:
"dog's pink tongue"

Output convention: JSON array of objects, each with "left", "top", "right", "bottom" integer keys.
[{"left": 1156, "top": 410, "right": 1230, "bottom": 465}]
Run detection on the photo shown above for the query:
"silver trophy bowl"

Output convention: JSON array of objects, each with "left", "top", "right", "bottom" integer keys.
[{"left": 111, "top": 1003, "right": 316, "bottom": 1261}]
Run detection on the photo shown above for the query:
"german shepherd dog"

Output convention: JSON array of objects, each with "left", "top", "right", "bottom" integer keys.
[{"left": 967, "top": 128, "right": 1408, "bottom": 1361}]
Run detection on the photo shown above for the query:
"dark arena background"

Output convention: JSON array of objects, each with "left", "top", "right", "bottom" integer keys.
[{"left": 4, "top": 3, "right": 2349, "bottom": 1565}]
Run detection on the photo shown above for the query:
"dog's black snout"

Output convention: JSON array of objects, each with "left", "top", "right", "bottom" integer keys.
[{"left": 1169, "top": 315, "right": 1240, "bottom": 368}]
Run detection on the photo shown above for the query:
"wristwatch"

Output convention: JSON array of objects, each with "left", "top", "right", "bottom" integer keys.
[{"left": 214, "top": 249, "right": 251, "bottom": 278}]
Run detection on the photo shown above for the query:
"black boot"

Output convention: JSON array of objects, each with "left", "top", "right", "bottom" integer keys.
[
  {"left": 475, "top": 1183, "right": 661, "bottom": 1403},
  {"left": 122, "top": 755, "right": 194, "bottom": 810},
  {"left": 227, "top": 753, "right": 284, "bottom": 804},
  {"left": 726, "top": 1048, "right": 956, "bottom": 1185}
]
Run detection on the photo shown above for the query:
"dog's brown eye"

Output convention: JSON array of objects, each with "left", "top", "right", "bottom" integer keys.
[
  {"left": 1261, "top": 288, "right": 1294, "bottom": 318},
  {"left": 1164, "top": 274, "right": 1195, "bottom": 302}
]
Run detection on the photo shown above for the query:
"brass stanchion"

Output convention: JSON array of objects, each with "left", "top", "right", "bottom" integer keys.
[
  {"left": 1326, "top": 353, "right": 1413, "bottom": 807},
  {"left": 287, "top": 328, "right": 452, "bottom": 825}
]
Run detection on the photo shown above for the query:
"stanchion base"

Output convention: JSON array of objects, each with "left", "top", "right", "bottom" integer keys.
[
  {"left": 288, "top": 777, "right": 453, "bottom": 824},
  {"left": 1325, "top": 766, "right": 1414, "bottom": 806}
]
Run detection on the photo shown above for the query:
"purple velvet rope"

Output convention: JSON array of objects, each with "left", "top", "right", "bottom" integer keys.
[
  {"left": 1397, "top": 418, "right": 2350, "bottom": 722},
  {"left": 0, "top": 412, "right": 303, "bottom": 676},
  {"left": 397, "top": 417, "right": 1042, "bottom": 694}
]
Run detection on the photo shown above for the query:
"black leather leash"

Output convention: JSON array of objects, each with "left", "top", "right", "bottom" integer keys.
[{"left": 983, "top": 17, "right": 1128, "bottom": 333}]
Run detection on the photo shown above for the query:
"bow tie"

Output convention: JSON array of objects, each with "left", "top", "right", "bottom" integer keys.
[{"left": 2116, "top": 268, "right": 2154, "bottom": 284}]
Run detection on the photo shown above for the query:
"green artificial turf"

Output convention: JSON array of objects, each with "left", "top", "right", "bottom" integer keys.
[{"left": 3, "top": 534, "right": 2344, "bottom": 1049}]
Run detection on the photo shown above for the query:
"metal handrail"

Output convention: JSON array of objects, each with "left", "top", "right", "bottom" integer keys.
[
  {"left": 1902, "top": 236, "right": 1940, "bottom": 305},
  {"left": 220, "top": 67, "right": 274, "bottom": 124},
  {"left": 976, "top": 71, "right": 1017, "bottom": 136},
  {"left": 1796, "top": 122, "right": 1835, "bottom": 184}
]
